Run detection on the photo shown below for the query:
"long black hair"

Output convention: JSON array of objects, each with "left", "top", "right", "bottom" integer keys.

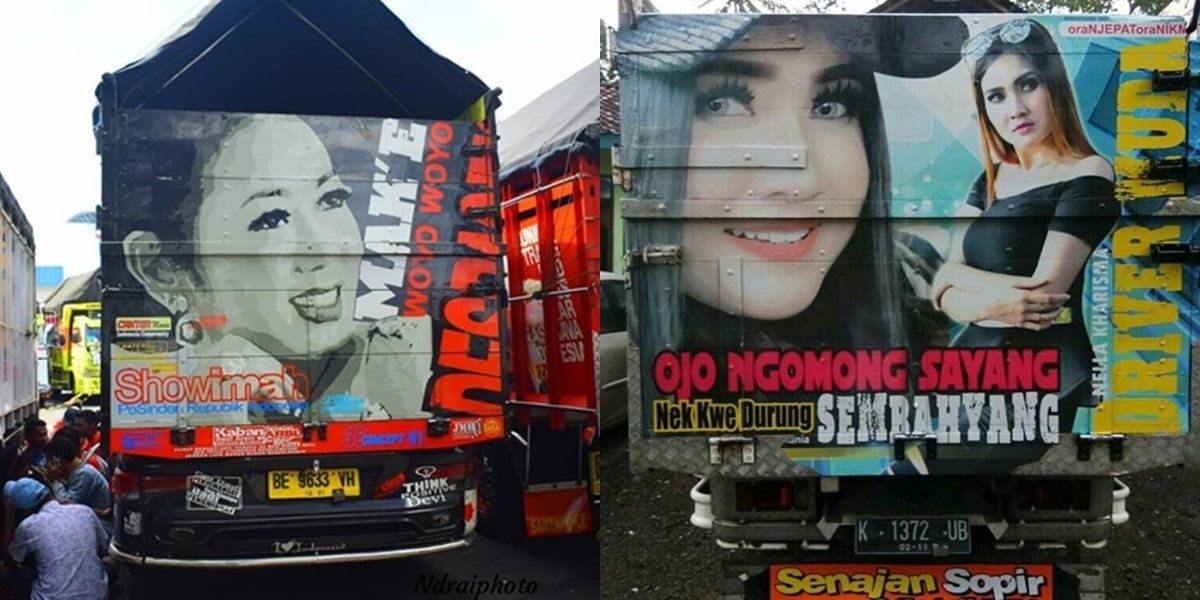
[{"left": 622, "top": 17, "right": 907, "bottom": 361}]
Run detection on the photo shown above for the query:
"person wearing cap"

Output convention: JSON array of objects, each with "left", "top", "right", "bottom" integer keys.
[
  {"left": 928, "top": 18, "right": 1118, "bottom": 468},
  {"left": 617, "top": 15, "right": 966, "bottom": 381},
  {"left": 2, "top": 477, "right": 109, "bottom": 600}
]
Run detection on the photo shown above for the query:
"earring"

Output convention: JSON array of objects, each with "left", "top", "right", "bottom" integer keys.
[{"left": 171, "top": 295, "right": 203, "bottom": 345}]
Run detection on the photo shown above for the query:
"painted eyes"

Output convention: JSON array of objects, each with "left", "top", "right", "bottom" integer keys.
[
  {"left": 248, "top": 209, "right": 290, "bottom": 232},
  {"left": 986, "top": 74, "right": 1040, "bottom": 105},
  {"left": 247, "top": 187, "right": 351, "bottom": 232},
  {"left": 696, "top": 80, "right": 755, "bottom": 118},
  {"left": 811, "top": 101, "right": 849, "bottom": 119}
]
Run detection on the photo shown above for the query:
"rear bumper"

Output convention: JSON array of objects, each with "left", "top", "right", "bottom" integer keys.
[{"left": 109, "top": 535, "right": 472, "bottom": 568}]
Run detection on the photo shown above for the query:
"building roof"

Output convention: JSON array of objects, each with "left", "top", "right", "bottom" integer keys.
[
  {"left": 870, "top": 0, "right": 1023, "bottom": 13},
  {"left": 601, "top": 83, "right": 619, "bottom": 135}
]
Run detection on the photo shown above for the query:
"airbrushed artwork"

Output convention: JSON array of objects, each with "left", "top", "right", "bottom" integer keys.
[
  {"left": 107, "top": 110, "right": 506, "bottom": 453},
  {"left": 619, "top": 14, "right": 1194, "bottom": 475}
]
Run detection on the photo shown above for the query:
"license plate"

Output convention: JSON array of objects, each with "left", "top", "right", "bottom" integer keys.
[
  {"left": 268, "top": 469, "right": 361, "bottom": 500},
  {"left": 854, "top": 518, "right": 971, "bottom": 555}
]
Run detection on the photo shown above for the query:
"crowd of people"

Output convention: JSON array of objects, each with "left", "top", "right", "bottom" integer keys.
[{"left": 0, "top": 409, "right": 114, "bottom": 600}]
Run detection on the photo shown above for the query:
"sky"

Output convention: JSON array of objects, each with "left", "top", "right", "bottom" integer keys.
[{"left": 0, "top": 0, "right": 600, "bottom": 280}]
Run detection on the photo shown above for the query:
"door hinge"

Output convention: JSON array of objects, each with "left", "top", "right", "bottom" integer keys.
[
  {"left": 302, "top": 422, "right": 327, "bottom": 442},
  {"left": 624, "top": 244, "right": 682, "bottom": 272},
  {"left": 1076, "top": 433, "right": 1124, "bottom": 462},
  {"left": 467, "top": 275, "right": 508, "bottom": 307},
  {"left": 893, "top": 432, "right": 939, "bottom": 461},
  {"left": 170, "top": 427, "right": 196, "bottom": 447},
  {"left": 708, "top": 436, "right": 755, "bottom": 465},
  {"left": 1150, "top": 69, "right": 1191, "bottom": 92},
  {"left": 1150, "top": 243, "right": 1200, "bottom": 264}
]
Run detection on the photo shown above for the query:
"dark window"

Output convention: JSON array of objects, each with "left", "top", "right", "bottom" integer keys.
[{"left": 600, "top": 279, "right": 627, "bottom": 334}]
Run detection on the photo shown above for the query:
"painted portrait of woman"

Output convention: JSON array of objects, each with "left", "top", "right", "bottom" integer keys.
[
  {"left": 620, "top": 14, "right": 967, "bottom": 367},
  {"left": 116, "top": 114, "right": 433, "bottom": 424},
  {"left": 930, "top": 19, "right": 1120, "bottom": 464}
]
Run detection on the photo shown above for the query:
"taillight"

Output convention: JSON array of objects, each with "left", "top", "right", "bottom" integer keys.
[
  {"left": 417, "top": 462, "right": 468, "bottom": 481},
  {"left": 111, "top": 469, "right": 139, "bottom": 499},
  {"left": 140, "top": 475, "right": 188, "bottom": 494},
  {"left": 111, "top": 470, "right": 188, "bottom": 503},
  {"left": 1014, "top": 479, "right": 1091, "bottom": 512},
  {"left": 735, "top": 481, "right": 798, "bottom": 512}
]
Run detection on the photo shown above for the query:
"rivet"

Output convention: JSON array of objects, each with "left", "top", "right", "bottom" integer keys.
[
  {"left": 747, "top": 190, "right": 755, "bottom": 197},
  {"left": 724, "top": 205, "right": 732, "bottom": 212},
  {"left": 726, "top": 269, "right": 734, "bottom": 275},
  {"left": 788, "top": 33, "right": 796, "bottom": 40},
  {"left": 744, "top": 153, "right": 752, "bottom": 161},
  {"left": 792, "top": 190, "right": 800, "bottom": 197},
  {"left": 656, "top": 203, "right": 666, "bottom": 211},
  {"left": 818, "top": 206, "right": 825, "bottom": 213},
  {"left": 909, "top": 204, "right": 918, "bottom": 212},
  {"left": 819, "top": 248, "right": 826, "bottom": 256},
  {"left": 647, "top": 153, "right": 655, "bottom": 161},
  {"left": 743, "top": 35, "right": 750, "bottom": 42},
  {"left": 819, "top": 267, "right": 826, "bottom": 273}
]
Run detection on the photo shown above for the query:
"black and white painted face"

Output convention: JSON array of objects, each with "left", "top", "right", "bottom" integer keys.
[{"left": 193, "top": 116, "right": 364, "bottom": 356}]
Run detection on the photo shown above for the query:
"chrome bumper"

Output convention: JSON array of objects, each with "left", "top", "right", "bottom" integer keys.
[{"left": 109, "top": 535, "right": 473, "bottom": 568}]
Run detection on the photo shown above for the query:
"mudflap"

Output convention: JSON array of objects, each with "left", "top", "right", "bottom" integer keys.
[{"left": 717, "top": 559, "right": 1105, "bottom": 600}]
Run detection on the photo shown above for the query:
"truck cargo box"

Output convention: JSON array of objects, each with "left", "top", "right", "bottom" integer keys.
[
  {"left": 0, "top": 171, "right": 39, "bottom": 437},
  {"left": 618, "top": 13, "right": 1199, "bottom": 477}
]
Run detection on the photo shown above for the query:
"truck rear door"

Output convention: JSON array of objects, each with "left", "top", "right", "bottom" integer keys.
[{"left": 619, "top": 13, "right": 1197, "bottom": 477}]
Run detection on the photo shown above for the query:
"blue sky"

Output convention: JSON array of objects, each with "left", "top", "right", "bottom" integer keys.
[{"left": 0, "top": 0, "right": 599, "bottom": 279}]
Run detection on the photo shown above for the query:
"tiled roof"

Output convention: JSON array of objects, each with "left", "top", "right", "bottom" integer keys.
[{"left": 601, "top": 83, "right": 619, "bottom": 134}]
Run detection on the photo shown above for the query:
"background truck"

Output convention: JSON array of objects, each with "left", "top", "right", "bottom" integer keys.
[
  {"left": 485, "top": 59, "right": 602, "bottom": 539},
  {"left": 97, "top": 0, "right": 509, "bottom": 570},
  {"left": 45, "top": 299, "right": 102, "bottom": 403},
  {"left": 0, "top": 171, "right": 39, "bottom": 452},
  {"left": 618, "top": 7, "right": 1199, "bottom": 599}
]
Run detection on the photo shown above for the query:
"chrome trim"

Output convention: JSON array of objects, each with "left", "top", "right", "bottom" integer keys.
[{"left": 109, "top": 536, "right": 472, "bottom": 568}]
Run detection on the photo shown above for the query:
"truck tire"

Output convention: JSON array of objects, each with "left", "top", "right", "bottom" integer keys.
[{"left": 477, "top": 442, "right": 526, "bottom": 541}]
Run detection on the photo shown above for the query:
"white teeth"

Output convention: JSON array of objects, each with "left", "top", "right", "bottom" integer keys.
[
  {"left": 293, "top": 286, "right": 339, "bottom": 309},
  {"left": 726, "top": 228, "right": 811, "bottom": 244}
]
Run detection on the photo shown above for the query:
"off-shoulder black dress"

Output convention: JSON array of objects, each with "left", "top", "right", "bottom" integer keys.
[{"left": 955, "top": 171, "right": 1120, "bottom": 433}]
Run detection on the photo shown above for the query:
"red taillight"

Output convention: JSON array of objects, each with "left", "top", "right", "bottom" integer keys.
[
  {"left": 140, "top": 475, "right": 188, "bottom": 493},
  {"left": 735, "top": 481, "right": 796, "bottom": 512},
  {"left": 111, "top": 469, "right": 138, "bottom": 498},
  {"left": 421, "top": 462, "right": 468, "bottom": 480}
]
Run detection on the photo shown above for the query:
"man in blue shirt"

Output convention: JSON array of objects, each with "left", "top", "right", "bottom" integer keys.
[
  {"left": 3, "top": 477, "right": 108, "bottom": 600},
  {"left": 44, "top": 436, "right": 111, "bottom": 536}
]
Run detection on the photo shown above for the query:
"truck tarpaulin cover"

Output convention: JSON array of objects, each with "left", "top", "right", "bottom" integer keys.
[
  {"left": 105, "top": 110, "right": 506, "bottom": 458},
  {"left": 619, "top": 14, "right": 1196, "bottom": 475},
  {"left": 94, "top": 0, "right": 488, "bottom": 121}
]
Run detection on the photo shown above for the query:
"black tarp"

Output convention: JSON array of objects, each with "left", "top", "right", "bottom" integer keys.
[
  {"left": 93, "top": 0, "right": 492, "bottom": 122},
  {"left": 43, "top": 268, "right": 100, "bottom": 313},
  {"left": 498, "top": 60, "right": 600, "bottom": 179}
]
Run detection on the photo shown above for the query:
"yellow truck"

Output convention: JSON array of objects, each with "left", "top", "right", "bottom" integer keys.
[{"left": 47, "top": 300, "right": 101, "bottom": 401}]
